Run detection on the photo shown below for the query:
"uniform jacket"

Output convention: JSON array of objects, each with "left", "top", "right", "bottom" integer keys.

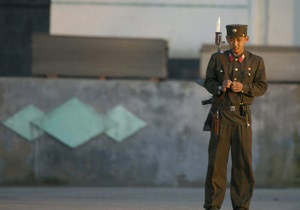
[{"left": 204, "top": 49, "right": 268, "bottom": 106}]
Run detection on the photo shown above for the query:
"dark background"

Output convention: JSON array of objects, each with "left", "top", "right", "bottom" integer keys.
[{"left": 0, "top": 0, "right": 198, "bottom": 80}]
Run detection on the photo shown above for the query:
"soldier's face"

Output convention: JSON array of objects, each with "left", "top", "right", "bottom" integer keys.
[{"left": 227, "top": 36, "right": 249, "bottom": 55}]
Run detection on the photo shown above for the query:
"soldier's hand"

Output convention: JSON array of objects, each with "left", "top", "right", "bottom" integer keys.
[
  {"left": 231, "top": 81, "right": 243, "bottom": 92},
  {"left": 222, "top": 79, "right": 232, "bottom": 92}
]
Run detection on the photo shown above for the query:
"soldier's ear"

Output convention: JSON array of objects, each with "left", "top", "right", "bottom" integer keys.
[{"left": 245, "top": 36, "right": 249, "bottom": 43}]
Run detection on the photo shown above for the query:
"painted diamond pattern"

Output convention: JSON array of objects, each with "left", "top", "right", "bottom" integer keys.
[
  {"left": 2, "top": 105, "right": 45, "bottom": 141},
  {"left": 105, "top": 105, "right": 147, "bottom": 142},
  {"left": 2, "top": 99, "right": 147, "bottom": 147},
  {"left": 32, "top": 98, "right": 114, "bottom": 148}
]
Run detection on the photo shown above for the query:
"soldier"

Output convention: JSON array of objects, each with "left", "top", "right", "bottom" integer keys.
[{"left": 203, "top": 24, "right": 268, "bottom": 210}]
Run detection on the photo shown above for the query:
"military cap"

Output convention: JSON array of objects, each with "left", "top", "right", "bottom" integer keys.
[{"left": 226, "top": 24, "right": 248, "bottom": 37}]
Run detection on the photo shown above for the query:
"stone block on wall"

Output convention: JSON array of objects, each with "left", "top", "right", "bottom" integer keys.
[{"left": 32, "top": 33, "right": 168, "bottom": 79}]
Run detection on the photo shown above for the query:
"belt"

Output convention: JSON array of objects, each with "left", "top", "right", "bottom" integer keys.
[{"left": 219, "top": 104, "right": 250, "bottom": 112}]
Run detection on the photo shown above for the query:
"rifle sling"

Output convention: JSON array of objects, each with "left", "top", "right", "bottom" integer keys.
[{"left": 211, "top": 53, "right": 229, "bottom": 112}]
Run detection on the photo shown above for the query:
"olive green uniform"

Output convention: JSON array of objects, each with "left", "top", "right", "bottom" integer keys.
[{"left": 203, "top": 50, "right": 268, "bottom": 210}]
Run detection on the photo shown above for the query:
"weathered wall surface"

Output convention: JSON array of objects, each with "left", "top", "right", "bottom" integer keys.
[{"left": 0, "top": 78, "right": 299, "bottom": 187}]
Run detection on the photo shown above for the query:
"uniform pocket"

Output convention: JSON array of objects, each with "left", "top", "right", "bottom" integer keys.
[{"left": 241, "top": 70, "right": 254, "bottom": 83}]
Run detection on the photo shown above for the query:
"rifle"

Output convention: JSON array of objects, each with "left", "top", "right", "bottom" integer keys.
[
  {"left": 195, "top": 78, "right": 212, "bottom": 105},
  {"left": 215, "top": 17, "right": 225, "bottom": 53},
  {"left": 195, "top": 17, "right": 225, "bottom": 104},
  {"left": 195, "top": 77, "right": 224, "bottom": 134},
  {"left": 195, "top": 24, "right": 227, "bottom": 133}
]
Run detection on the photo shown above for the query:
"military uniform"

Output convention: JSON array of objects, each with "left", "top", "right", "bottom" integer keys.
[{"left": 203, "top": 25, "right": 268, "bottom": 210}]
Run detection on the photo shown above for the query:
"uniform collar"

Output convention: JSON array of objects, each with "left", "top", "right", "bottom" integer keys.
[{"left": 228, "top": 51, "right": 245, "bottom": 63}]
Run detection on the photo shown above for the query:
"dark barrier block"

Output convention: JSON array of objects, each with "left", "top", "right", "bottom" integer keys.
[{"left": 32, "top": 33, "right": 168, "bottom": 79}]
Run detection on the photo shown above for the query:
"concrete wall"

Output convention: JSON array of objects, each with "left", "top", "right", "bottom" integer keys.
[
  {"left": 50, "top": 0, "right": 300, "bottom": 58},
  {"left": 295, "top": 0, "right": 300, "bottom": 45},
  {"left": 0, "top": 78, "right": 299, "bottom": 187}
]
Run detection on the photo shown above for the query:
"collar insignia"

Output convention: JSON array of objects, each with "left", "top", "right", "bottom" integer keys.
[{"left": 229, "top": 53, "right": 245, "bottom": 63}]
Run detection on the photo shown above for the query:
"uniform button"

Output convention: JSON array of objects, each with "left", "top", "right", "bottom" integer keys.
[
  {"left": 235, "top": 68, "right": 238, "bottom": 71},
  {"left": 248, "top": 73, "right": 251, "bottom": 76},
  {"left": 235, "top": 58, "right": 238, "bottom": 61},
  {"left": 234, "top": 78, "right": 237, "bottom": 81}
]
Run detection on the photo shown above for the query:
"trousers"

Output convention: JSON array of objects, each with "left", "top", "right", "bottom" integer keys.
[{"left": 203, "top": 109, "right": 254, "bottom": 210}]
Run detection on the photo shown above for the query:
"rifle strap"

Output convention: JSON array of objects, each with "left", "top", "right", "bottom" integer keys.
[
  {"left": 211, "top": 53, "right": 229, "bottom": 112},
  {"left": 211, "top": 92, "right": 225, "bottom": 114}
]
